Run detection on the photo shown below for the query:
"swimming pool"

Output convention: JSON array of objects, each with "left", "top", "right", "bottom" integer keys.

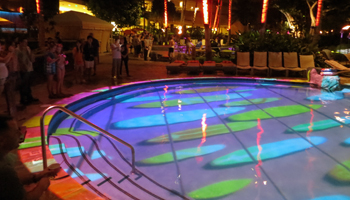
[{"left": 47, "top": 78, "right": 350, "bottom": 200}]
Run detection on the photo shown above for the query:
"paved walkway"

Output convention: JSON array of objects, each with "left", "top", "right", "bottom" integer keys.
[{"left": 1, "top": 52, "right": 350, "bottom": 125}]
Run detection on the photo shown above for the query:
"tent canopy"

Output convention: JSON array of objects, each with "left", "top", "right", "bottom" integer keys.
[
  {"left": 0, "top": 17, "right": 13, "bottom": 26},
  {"left": 52, "top": 11, "right": 114, "bottom": 30}
]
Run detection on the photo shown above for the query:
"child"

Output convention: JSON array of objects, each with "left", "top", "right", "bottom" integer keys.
[
  {"left": 72, "top": 40, "right": 85, "bottom": 84},
  {"left": 56, "top": 44, "right": 69, "bottom": 97}
]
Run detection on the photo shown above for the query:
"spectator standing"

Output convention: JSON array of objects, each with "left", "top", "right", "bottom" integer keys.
[
  {"left": 132, "top": 35, "right": 138, "bottom": 57},
  {"left": 84, "top": 36, "right": 95, "bottom": 81},
  {"left": 147, "top": 34, "right": 153, "bottom": 58},
  {"left": 56, "top": 44, "right": 69, "bottom": 97},
  {"left": 72, "top": 40, "right": 85, "bottom": 84},
  {"left": 168, "top": 36, "right": 175, "bottom": 59},
  {"left": 0, "top": 41, "right": 10, "bottom": 95},
  {"left": 15, "top": 38, "right": 39, "bottom": 105},
  {"left": 185, "top": 36, "right": 192, "bottom": 55},
  {"left": 120, "top": 37, "right": 130, "bottom": 77},
  {"left": 144, "top": 35, "right": 150, "bottom": 61},
  {"left": 136, "top": 35, "right": 142, "bottom": 58},
  {"left": 110, "top": 37, "right": 121, "bottom": 80},
  {"left": 88, "top": 33, "right": 100, "bottom": 76},
  {"left": 128, "top": 34, "right": 133, "bottom": 54},
  {"left": 4, "top": 41, "right": 18, "bottom": 117},
  {"left": 0, "top": 115, "right": 61, "bottom": 200},
  {"left": 46, "top": 42, "right": 59, "bottom": 99},
  {"left": 55, "top": 32, "right": 63, "bottom": 44}
]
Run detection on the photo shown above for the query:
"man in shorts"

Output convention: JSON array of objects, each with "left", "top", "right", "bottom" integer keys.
[
  {"left": 83, "top": 36, "right": 95, "bottom": 81},
  {"left": 168, "top": 36, "right": 175, "bottom": 61}
]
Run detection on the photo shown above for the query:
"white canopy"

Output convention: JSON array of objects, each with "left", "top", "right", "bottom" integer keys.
[{"left": 52, "top": 11, "right": 114, "bottom": 30}]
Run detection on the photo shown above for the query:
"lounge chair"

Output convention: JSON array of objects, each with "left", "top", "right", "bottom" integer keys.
[
  {"left": 186, "top": 60, "right": 201, "bottom": 74},
  {"left": 236, "top": 52, "right": 252, "bottom": 76},
  {"left": 299, "top": 55, "right": 316, "bottom": 77},
  {"left": 202, "top": 61, "right": 216, "bottom": 74},
  {"left": 268, "top": 52, "right": 286, "bottom": 77},
  {"left": 321, "top": 49, "right": 333, "bottom": 60},
  {"left": 221, "top": 60, "right": 236, "bottom": 74},
  {"left": 284, "top": 52, "right": 306, "bottom": 77},
  {"left": 166, "top": 60, "right": 185, "bottom": 74},
  {"left": 325, "top": 60, "right": 350, "bottom": 76},
  {"left": 252, "top": 52, "right": 268, "bottom": 76}
]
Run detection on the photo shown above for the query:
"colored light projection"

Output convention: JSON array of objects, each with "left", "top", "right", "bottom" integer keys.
[
  {"left": 210, "top": 136, "right": 326, "bottom": 167},
  {"left": 286, "top": 118, "right": 350, "bottom": 133},
  {"left": 144, "top": 121, "right": 257, "bottom": 144},
  {"left": 342, "top": 137, "right": 350, "bottom": 146},
  {"left": 202, "top": 0, "right": 209, "bottom": 24},
  {"left": 312, "top": 196, "right": 350, "bottom": 200},
  {"left": 133, "top": 92, "right": 251, "bottom": 108},
  {"left": 261, "top": 0, "right": 269, "bottom": 23},
  {"left": 52, "top": 128, "right": 100, "bottom": 137},
  {"left": 327, "top": 159, "right": 350, "bottom": 184},
  {"left": 164, "top": 0, "right": 168, "bottom": 28},
  {"left": 137, "top": 144, "right": 225, "bottom": 164},
  {"left": 315, "top": 0, "right": 323, "bottom": 26},
  {"left": 188, "top": 179, "right": 252, "bottom": 199},
  {"left": 112, "top": 107, "right": 245, "bottom": 129},
  {"left": 122, "top": 95, "right": 173, "bottom": 103},
  {"left": 221, "top": 98, "right": 281, "bottom": 107},
  {"left": 227, "top": 104, "right": 322, "bottom": 121}
]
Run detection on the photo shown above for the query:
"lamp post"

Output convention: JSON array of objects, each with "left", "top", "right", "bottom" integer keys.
[{"left": 203, "top": 0, "right": 212, "bottom": 60}]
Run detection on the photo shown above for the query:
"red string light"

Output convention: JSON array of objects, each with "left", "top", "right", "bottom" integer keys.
[
  {"left": 261, "top": 0, "right": 269, "bottom": 23},
  {"left": 164, "top": 0, "right": 168, "bottom": 28},
  {"left": 36, "top": 0, "right": 40, "bottom": 14},
  {"left": 203, "top": 0, "right": 209, "bottom": 24},
  {"left": 228, "top": 0, "right": 232, "bottom": 30},
  {"left": 315, "top": 0, "right": 323, "bottom": 26}
]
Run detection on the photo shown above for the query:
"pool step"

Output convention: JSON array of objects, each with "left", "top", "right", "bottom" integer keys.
[{"left": 51, "top": 135, "right": 186, "bottom": 200}]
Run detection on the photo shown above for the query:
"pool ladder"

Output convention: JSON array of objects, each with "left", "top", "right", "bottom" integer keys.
[{"left": 40, "top": 105, "right": 136, "bottom": 174}]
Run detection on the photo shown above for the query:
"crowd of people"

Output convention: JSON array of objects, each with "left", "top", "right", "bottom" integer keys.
[{"left": 0, "top": 33, "right": 103, "bottom": 117}]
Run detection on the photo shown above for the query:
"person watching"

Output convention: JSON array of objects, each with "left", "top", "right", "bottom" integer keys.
[{"left": 0, "top": 115, "right": 61, "bottom": 200}]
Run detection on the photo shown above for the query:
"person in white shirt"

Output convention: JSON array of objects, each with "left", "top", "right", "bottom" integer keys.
[
  {"left": 110, "top": 37, "right": 122, "bottom": 80},
  {"left": 144, "top": 35, "right": 150, "bottom": 61},
  {"left": 0, "top": 41, "right": 10, "bottom": 95}
]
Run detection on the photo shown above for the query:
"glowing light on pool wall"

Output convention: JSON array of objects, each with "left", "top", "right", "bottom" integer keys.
[
  {"left": 202, "top": 0, "right": 209, "bottom": 24},
  {"left": 261, "top": 0, "right": 269, "bottom": 23},
  {"left": 315, "top": 0, "right": 323, "bottom": 26},
  {"left": 228, "top": 0, "right": 232, "bottom": 30},
  {"left": 164, "top": 0, "right": 168, "bottom": 28},
  {"left": 36, "top": 0, "right": 40, "bottom": 13}
]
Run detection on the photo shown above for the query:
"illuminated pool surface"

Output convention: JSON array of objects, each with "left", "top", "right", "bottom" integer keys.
[{"left": 48, "top": 79, "right": 350, "bottom": 200}]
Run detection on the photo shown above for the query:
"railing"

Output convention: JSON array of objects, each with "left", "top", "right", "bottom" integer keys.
[{"left": 40, "top": 105, "right": 136, "bottom": 174}]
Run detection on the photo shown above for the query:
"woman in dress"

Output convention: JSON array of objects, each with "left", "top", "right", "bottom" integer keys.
[
  {"left": 72, "top": 40, "right": 85, "bottom": 84},
  {"left": 56, "top": 44, "right": 69, "bottom": 97}
]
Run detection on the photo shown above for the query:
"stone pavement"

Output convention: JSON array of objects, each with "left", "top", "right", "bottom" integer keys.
[{"left": 1, "top": 52, "right": 350, "bottom": 125}]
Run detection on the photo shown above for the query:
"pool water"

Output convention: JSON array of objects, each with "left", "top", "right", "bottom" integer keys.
[{"left": 48, "top": 80, "right": 350, "bottom": 200}]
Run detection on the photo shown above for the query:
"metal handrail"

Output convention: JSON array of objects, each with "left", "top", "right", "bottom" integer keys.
[{"left": 40, "top": 105, "right": 136, "bottom": 174}]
